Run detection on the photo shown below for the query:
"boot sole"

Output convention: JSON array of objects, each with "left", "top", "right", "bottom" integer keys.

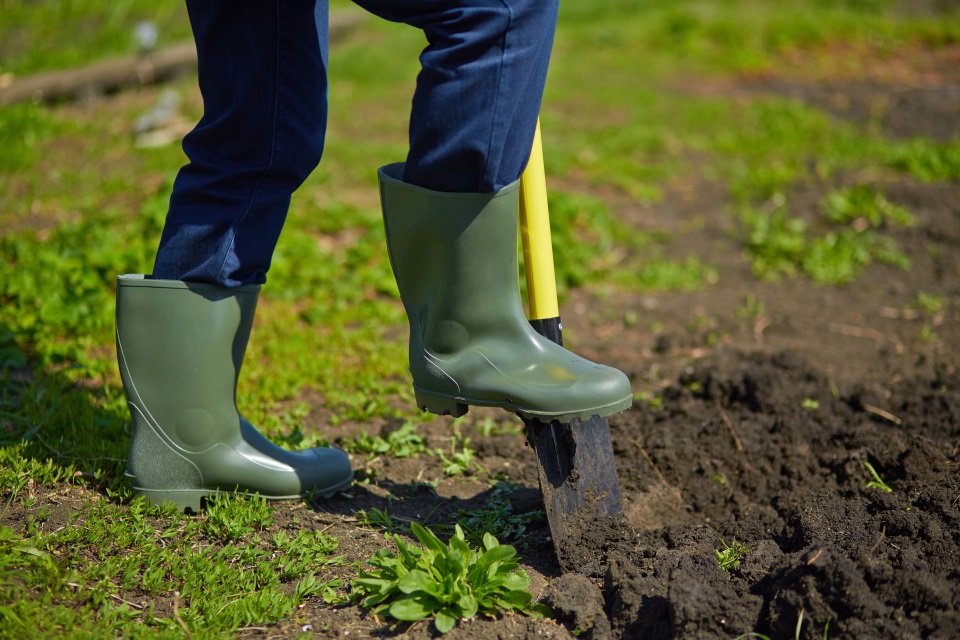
[
  {"left": 128, "top": 473, "right": 355, "bottom": 513},
  {"left": 414, "top": 387, "right": 633, "bottom": 424}
]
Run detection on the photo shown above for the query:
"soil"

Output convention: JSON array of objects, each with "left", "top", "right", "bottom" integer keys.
[{"left": 6, "top": 28, "right": 960, "bottom": 640}]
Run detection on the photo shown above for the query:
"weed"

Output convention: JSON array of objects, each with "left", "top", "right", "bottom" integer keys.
[
  {"left": 477, "top": 417, "right": 523, "bottom": 437},
  {"left": 741, "top": 204, "right": 808, "bottom": 278},
  {"left": 731, "top": 609, "right": 830, "bottom": 640},
  {"left": 351, "top": 522, "right": 549, "bottom": 634},
  {"left": 0, "top": 104, "right": 61, "bottom": 173},
  {"left": 435, "top": 432, "right": 479, "bottom": 477},
  {"left": 271, "top": 528, "right": 342, "bottom": 580},
  {"left": 341, "top": 421, "right": 427, "bottom": 458},
  {"left": 0, "top": 524, "right": 51, "bottom": 586},
  {"left": 635, "top": 391, "right": 665, "bottom": 410},
  {"left": 863, "top": 461, "right": 893, "bottom": 493},
  {"left": 451, "top": 486, "right": 544, "bottom": 546},
  {"left": 884, "top": 139, "right": 960, "bottom": 183},
  {"left": 204, "top": 493, "right": 276, "bottom": 540},
  {"left": 539, "top": 191, "right": 716, "bottom": 295},
  {"left": 295, "top": 573, "right": 346, "bottom": 604},
  {"left": 1, "top": 3, "right": 192, "bottom": 75},
  {"left": 912, "top": 290, "right": 947, "bottom": 340},
  {"left": 802, "top": 398, "right": 820, "bottom": 411},
  {"left": 716, "top": 538, "right": 748, "bottom": 572},
  {"left": 740, "top": 191, "right": 912, "bottom": 285},
  {"left": 915, "top": 291, "right": 946, "bottom": 317},
  {"left": 0, "top": 495, "right": 344, "bottom": 637},
  {"left": 918, "top": 324, "right": 940, "bottom": 343},
  {"left": 355, "top": 507, "right": 404, "bottom": 533},
  {"left": 618, "top": 255, "right": 718, "bottom": 292},
  {"left": 823, "top": 185, "right": 914, "bottom": 229},
  {"left": 735, "top": 294, "right": 766, "bottom": 319}
]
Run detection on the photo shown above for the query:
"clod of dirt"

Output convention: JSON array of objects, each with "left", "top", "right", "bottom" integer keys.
[
  {"left": 543, "top": 573, "right": 612, "bottom": 640},
  {"left": 594, "top": 351, "right": 960, "bottom": 639},
  {"left": 604, "top": 547, "right": 762, "bottom": 640},
  {"left": 736, "top": 539, "right": 784, "bottom": 584},
  {"left": 552, "top": 513, "right": 638, "bottom": 576}
]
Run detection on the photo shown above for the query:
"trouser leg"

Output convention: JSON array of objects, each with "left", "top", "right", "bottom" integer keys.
[
  {"left": 153, "top": 0, "right": 329, "bottom": 286},
  {"left": 353, "top": 0, "right": 559, "bottom": 192},
  {"left": 154, "top": 0, "right": 558, "bottom": 286}
]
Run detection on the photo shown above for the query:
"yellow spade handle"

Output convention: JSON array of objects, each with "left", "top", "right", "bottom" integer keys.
[{"left": 519, "top": 120, "right": 560, "bottom": 321}]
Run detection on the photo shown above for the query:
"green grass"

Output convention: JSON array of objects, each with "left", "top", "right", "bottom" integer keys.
[
  {"left": 340, "top": 421, "right": 428, "bottom": 458},
  {"left": 2, "top": 0, "right": 959, "bottom": 636},
  {"left": 738, "top": 183, "right": 915, "bottom": 284},
  {"left": 543, "top": 190, "right": 717, "bottom": 294},
  {"left": 1, "top": 496, "right": 344, "bottom": 638},
  {"left": 0, "top": 2, "right": 192, "bottom": 76}
]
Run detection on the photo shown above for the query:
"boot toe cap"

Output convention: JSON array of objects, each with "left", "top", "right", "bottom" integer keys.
[
  {"left": 583, "top": 363, "right": 633, "bottom": 401},
  {"left": 511, "top": 362, "right": 633, "bottom": 422},
  {"left": 566, "top": 364, "right": 633, "bottom": 415},
  {"left": 306, "top": 447, "right": 354, "bottom": 496}
]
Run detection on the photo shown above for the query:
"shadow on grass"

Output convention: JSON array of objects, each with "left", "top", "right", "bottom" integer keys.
[{"left": 0, "top": 319, "right": 131, "bottom": 505}]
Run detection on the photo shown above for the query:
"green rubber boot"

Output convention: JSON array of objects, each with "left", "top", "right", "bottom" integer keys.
[
  {"left": 378, "top": 163, "right": 633, "bottom": 424},
  {"left": 116, "top": 275, "right": 353, "bottom": 511}
]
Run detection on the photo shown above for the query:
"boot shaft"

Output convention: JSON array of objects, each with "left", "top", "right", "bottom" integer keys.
[
  {"left": 378, "top": 163, "right": 527, "bottom": 355},
  {"left": 116, "top": 275, "right": 260, "bottom": 449}
]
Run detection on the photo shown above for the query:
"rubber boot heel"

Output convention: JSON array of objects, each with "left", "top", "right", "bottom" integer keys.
[
  {"left": 133, "top": 486, "right": 207, "bottom": 513},
  {"left": 414, "top": 388, "right": 469, "bottom": 418}
]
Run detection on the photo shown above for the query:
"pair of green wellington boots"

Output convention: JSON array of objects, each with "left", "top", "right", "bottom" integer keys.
[{"left": 116, "top": 163, "right": 632, "bottom": 511}]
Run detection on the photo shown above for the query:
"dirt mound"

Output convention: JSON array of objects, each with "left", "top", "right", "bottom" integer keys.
[{"left": 543, "top": 352, "right": 960, "bottom": 639}]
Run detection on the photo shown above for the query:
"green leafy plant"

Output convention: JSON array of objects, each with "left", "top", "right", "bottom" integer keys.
[
  {"left": 342, "top": 422, "right": 427, "bottom": 458},
  {"left": 915, "top": 291, "right": 946, "bottom": 318},
  {"left": 434, "top": 432, "right": 479, "bottom": 477},
  {"left": 801, "top": 229, "right": 910, "bottom": 284},
  {"left": 452, "top": 485, "right": 544, "bottom": 546},
  {"left": 351, "top": 522, "right": 548, "bottom": 634},
  {"left": 716, "top": 538, "right": 748, "bottom": 572},
  {"left": 863, "top": 461, "right": 892, "bottom": 493},
  {"left": 0, "top": 524, "right": 51, "bottom": 590},
  {"left": 635, "top": 391, "right": 665, "bottom": 410},
  {"left": 740, "top": 197, "right": 912, "bottom": 285},
  {"left": 271, "top": 529, "right": 342, "bottom": 579},
  {"left": 884, "top": 138, "right": 960, "bottom": 183},
  {"left": 823, "top": 185, "right": 914, "bottom": 228},
  {"left": 476, "top": 417, "right": 523, "bottom": 437},
  {"left": 741, "top": 205, "right": 808, "bottom": 278},
  {"left": 735, "top": 294, "right": 766, "bottom": 319},
  {"left": 203, "top": 493, "right": 276, "bottom": 540},
  {"left": 355, "top": 507, "right": 404, "bottom": 533}
]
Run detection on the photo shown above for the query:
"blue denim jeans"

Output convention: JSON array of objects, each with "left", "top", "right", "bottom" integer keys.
[{"left": 153, "top": 0, "right": 559, "bottom": 287}]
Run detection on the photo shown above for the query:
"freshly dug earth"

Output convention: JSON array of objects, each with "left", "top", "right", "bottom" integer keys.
[{"left": 602, "top": 352, "right": 960, "bottom": 640}]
